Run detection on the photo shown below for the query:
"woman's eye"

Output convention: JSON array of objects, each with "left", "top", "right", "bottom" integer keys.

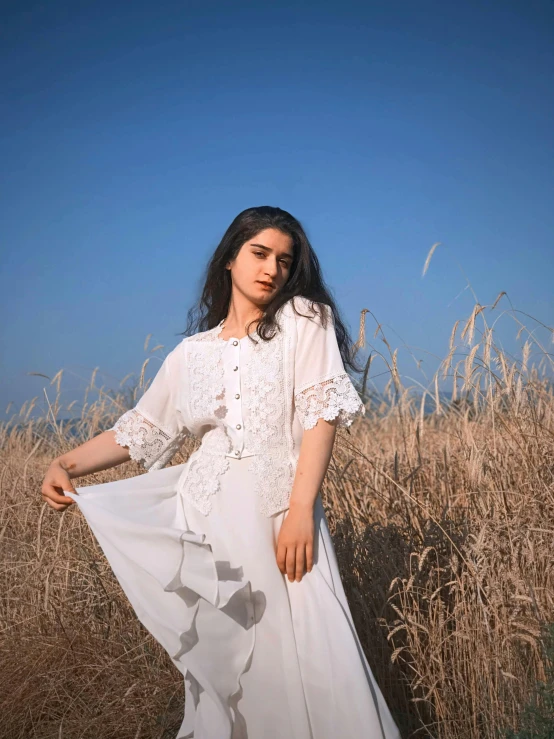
[{"left": 253, "top": 250, "right": 289, "bottom": 267}]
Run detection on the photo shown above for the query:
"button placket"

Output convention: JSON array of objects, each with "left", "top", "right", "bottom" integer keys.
[{"left": 229, "top": 338, "right": 244, "bottom": 458}]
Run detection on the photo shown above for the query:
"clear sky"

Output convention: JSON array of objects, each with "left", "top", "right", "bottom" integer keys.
[{"left": 2, "top": 0, "right": 553, "bottom": 418}]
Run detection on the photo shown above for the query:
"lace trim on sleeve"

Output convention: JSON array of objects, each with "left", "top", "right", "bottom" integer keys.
[
  {"left": 111, "top": 408, "right": 187, "bottom": 471},
  {"left": 294, "top": 373, "right": 365, "bottom": 431}
]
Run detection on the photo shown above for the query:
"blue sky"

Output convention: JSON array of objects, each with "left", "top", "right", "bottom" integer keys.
[{"left": 2, "top": 0, "right": 553, "bottom": 418}]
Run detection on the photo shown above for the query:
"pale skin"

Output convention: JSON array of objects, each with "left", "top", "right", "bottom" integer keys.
[{"left": 41, "top": 227, "right": 338, "bottom": 583}]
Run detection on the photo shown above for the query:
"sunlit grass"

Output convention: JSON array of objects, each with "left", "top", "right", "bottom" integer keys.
[{"left": 2, "top": 265, "right": 553, "bottom": 738}]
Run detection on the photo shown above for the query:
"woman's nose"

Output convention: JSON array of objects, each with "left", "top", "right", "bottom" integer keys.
[{"left": 264, "top": 259, "right": 278, "bottom": 276}]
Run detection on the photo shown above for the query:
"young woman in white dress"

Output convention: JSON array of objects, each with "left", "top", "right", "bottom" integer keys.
[{"left": 41, "top": 206, "right": 402, "bottom": 739}]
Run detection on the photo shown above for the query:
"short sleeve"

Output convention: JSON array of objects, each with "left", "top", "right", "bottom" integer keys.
[
  {"left": 109, "top": 345, "right": 190, "bottom": 471},
  {"left": 293, "top": 298, "right": 366, "bottom": 430}
]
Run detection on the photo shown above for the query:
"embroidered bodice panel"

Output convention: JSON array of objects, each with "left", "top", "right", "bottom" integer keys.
[{"left": 111, "top": 296, "right": 365, "bottom": 517}]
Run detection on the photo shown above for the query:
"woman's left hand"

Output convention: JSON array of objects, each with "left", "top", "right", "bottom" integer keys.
[{"left": 276, "top": 505, "right": 314, "bottom": 582}]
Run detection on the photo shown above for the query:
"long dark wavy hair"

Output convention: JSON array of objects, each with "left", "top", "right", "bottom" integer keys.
[{"left": 180, "top": 205, "right": 362, "bottom": 374}]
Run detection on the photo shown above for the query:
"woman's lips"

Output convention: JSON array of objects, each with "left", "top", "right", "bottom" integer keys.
[{"left": 257, "top": 281, "right": 274, "bottom": 290}]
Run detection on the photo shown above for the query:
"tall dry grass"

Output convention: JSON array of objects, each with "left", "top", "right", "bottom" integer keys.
[{"left": 1, "top": 279, "right": 553, "bottom": 738}]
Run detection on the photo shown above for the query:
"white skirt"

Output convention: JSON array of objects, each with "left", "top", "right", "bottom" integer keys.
[{"left": 66, "top": 456, "right": 401, "bottom": 739}]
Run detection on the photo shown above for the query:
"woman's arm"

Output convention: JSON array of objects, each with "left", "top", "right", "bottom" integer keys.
[
  {"left": 289, "top": 418, "right": 338, "bottom": 512},
  {"left": 56, "top": 429, "right": 131, "bottom": 478},
  {"left": 41, "top": 344, "right": 189, "bottom": 512},
  {"left": 41, "top": 430, "right": 131, "bottom": 511},
  {"left": 277, "top": 298, "right": 365, "bottom": 582},
  {"left": 276, "top": 417, "right": 338, "bottom": 582}
]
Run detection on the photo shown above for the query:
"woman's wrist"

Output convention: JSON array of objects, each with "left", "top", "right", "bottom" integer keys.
[
  {"left": 52, "top": 456, "right": 74, "bottom": 478},
  {"left": 288, "top": 495, "right": 316, "bottom": 514}
]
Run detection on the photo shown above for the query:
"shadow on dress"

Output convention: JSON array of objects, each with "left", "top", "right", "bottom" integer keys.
[{"left": 172, "top": 562, "right": 267, "bottom": 739}]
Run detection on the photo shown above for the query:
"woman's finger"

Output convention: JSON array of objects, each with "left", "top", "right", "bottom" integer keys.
[
  {"left": 41, "top": 495, "right": 70, "bottom": 511},
  {"left": 295, "top": 545, "right": 305, "bottom": 582},
  {"left": 41, "top": 486, "right": 75, "bottom": 506},
  {"left": 276, "top": 542, "right": 287, "bottom": 575},
  {"left": 285, "top": 545, "right": 296, "bottom": 582},
  {"left": 41, "top": 488, "right": 70, "bottom": 507},
  {"left": 41, "top": 471, "right": 76, "bottom": 503},
  {"left": 306, "top": 541, "right": 314, "bottom": 572}
]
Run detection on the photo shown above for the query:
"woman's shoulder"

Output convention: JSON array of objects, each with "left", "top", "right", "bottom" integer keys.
[
  {"left": 177, "top": 324, "right": 221, "bottom": 344},
  {"left": 281, "top": 295, "right": 332, "bottom": 325},
  {"left": 156, "top": 328, "right": 219, "bottom": 369}
]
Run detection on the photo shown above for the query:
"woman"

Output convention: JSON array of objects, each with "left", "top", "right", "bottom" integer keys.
[{"left": 41, "top": 206, "right": 401, "bottom": 739}]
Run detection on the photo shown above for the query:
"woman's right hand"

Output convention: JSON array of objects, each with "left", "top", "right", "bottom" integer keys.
[
  {"left": 39, "top": 429, "right": 131, "bottom": 512},
  {"left": 41, "top": 461, "right": 78, "bottom": 511}
]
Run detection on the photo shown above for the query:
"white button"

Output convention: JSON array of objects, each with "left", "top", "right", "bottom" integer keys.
[
  {"left": 236, "top": 424, "right": 242, "bottom": 430},
  {"left": 233, "top": 365, "right": 238, "bottom": 371},
  {"left": 232, "top": 340, "right": 238, "bottom": 346},
  {"left": 235, "top": 393, "right": 240, "bottom": 399},
  {"left": 234, "top": 449, "right": 240, "bottom": 457}
]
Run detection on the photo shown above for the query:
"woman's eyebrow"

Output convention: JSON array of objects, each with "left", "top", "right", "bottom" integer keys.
[{"left": 250, "top": 243, "right": 293, "bottom": 259}]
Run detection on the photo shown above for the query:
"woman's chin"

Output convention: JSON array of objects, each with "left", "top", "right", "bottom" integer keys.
[
  {"left": 242, "top": 284, "right": 281, "bottom": 307},
  {"left": 255, "top": 285, "right": 278, "bottom": 300}
]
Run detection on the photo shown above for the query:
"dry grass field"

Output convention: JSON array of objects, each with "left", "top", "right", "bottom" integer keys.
[{"left": 1, "top": 287, "right": 553, "bottom": 738}]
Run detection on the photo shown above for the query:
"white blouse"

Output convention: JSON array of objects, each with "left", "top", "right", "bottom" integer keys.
[{"left": 111, "top": 295, "right": 365, "bottom": 517}]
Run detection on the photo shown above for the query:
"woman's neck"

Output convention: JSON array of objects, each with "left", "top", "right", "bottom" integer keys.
[{"left": 223, "top": 292, "right": 264, "bottom": 337}]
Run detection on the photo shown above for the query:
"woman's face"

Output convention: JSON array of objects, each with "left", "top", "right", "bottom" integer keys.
[{"left": 226, "top": 228, "right": 294, "bottom": 304}]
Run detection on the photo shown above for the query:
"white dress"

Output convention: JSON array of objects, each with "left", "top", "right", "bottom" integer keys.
[{"left": 65, "top": 296, "right": 401, "bottom": 739}]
